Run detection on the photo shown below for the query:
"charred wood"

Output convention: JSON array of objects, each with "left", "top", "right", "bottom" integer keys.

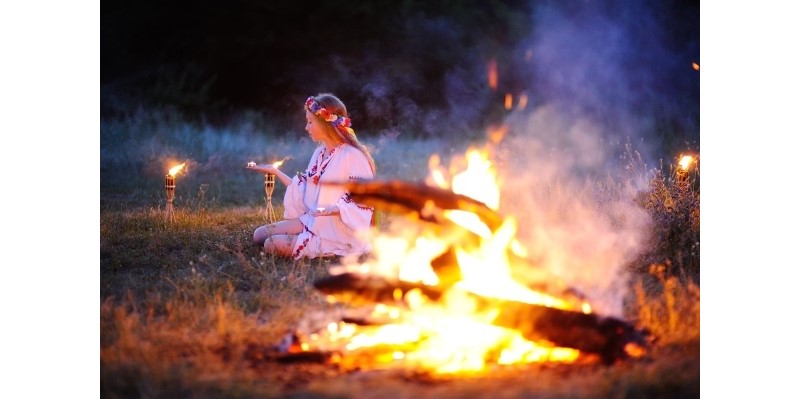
[
  {"left": 313, "top": 272, "right": 444, "bottom": 307},
  {"left": 342, "top": 179, "right": 504, "bottom": 232},
  {"left": 273, "top": 351, "right": 334, "bottom": 364},
  {"left": 312, "top": 273, "right": 651, "bottom": 363},
  {"left": 490, "top": 300, "right": 652, "bottom": 364}
]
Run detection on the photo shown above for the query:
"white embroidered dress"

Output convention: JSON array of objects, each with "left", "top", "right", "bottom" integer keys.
[{"left": 283, "top": 144, "right": 374, "bottom": 260}]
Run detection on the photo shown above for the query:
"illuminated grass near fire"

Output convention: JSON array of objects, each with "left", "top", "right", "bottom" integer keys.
[
  {"left": 101, "top": 115, "right": 699, "bottom": 396},
  {"left": 101, "top": 170, "right": 699, "bottom": 397}
]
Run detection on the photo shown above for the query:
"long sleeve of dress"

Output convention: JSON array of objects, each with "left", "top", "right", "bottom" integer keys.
[
  {"left": 282, "top": 175, "right": 306, "bottom": 219},
  {"left": 335, "top": 151, "right": 374, "bottom": 231},
  {"left": 282, "top": 147, "right": 324, "bottom": 220}
]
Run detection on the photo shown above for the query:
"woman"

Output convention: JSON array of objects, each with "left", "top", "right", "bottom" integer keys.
[{"left": 247, "top": 93, "right": 376, "bottom": 260}]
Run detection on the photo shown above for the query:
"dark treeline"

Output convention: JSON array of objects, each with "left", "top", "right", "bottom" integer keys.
[{"left": 102, "top": 0, "right": 699, "bottom": 145}]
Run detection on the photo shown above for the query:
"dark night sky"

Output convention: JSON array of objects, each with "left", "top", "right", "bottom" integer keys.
[{"left": 101, "top": 0, "right": 700, "bottom": 152}]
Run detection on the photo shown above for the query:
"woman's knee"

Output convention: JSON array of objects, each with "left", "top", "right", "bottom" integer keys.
[
  {"left": 253, "top": 226, "right": 269, "bottom": 245},
  {"left": 264, "top": 235, "right": 296, "bottom": 257}
]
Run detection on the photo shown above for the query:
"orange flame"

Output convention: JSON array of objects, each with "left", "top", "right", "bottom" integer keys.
[
  {"left": 427, "top": 154, "right": 449, "bottom": 190},
  {"left": 487, "top": 124, "right": 507, "bottom": 145},
  {"left": 692, "top": 62, "right": 700, "bottom": 71},
  {"left": 487, "top": 58, "right": 498, "bottom": 90},
  {"left": 679, "top": 155, "right": 694, "bottom": 171},
  {"left": 168, "top": 162, "right": 186, "bottom": 177},
  {"left": 451, "top": 148, "right": 499, "bottom": 210},
  {"left": 504, "top": 93, "right": 513, "bottom": 110},
  {"left": 301, "top": 147, "right": 594, "bottom": 374},
  {"left": 272, "top": 160, "right": 285, "bottom": 168}
]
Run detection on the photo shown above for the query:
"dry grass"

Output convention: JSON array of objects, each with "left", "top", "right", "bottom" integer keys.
[
  {"left": 101, "top": 116, "right": 699, "bottom": 397},
  {"left": 101, "top": 202, "right": 699, "bottom": 398}
]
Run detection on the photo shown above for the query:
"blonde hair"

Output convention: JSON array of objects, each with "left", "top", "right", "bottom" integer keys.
[{"left": 307, "top": 93, "right": 376, "bottom": 175}]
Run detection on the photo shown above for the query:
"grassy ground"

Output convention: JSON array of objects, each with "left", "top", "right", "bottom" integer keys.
[
  {"left": 100, "top": 187, "right": 699, "bottom": 398},
  {"left": 101, "top": 116, "right": 699, "bottom": 398},
  {"left": 100, "top": 206, "right": 699, "bottom": 399}
]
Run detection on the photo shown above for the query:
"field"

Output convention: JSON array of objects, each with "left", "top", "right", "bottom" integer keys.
[{"left": 100, "top": 111, "right": 700, "bottom": 398}]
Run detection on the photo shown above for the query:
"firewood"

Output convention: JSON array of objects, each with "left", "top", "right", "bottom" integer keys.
[
  {"left": 316, "top": 180, "right": 651, "bottom": 363},
  {"left": 341, "top": 179, "right": 504, "bottom": 232},
  {"left": 312, "top": 272, "right": 651, "bottom": 363},
  {"left": 273, "top": 351, "right": 334, "bottom": 364},
  {"left": 489, "top": 300, "right": 652, "bottom": 364},
  {"left": 313, "top": 272, "right": 444, "bottom": 307}
]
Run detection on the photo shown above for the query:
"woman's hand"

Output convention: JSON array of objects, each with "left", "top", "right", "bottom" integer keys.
[
  {"left": 310, "top": 205, "right": 340, "bottom": 217},
  {"left": 246, "top": 162, "right": 292, "bottom": 186},
  {"left": 246, "top": 163, "right": 278, "bottom": 175}
]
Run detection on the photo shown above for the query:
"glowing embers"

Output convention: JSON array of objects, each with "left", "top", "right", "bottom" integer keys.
[{"left": 299, "top": 297, "right": 582, "bottom": 374}]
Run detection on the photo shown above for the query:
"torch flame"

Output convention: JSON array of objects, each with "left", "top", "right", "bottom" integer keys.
[
  {"left": 272, "top": 160, "right": 285, "bottom": 168},
  {"left": 679, "top": 155, "right": 694, "bottom": 171},
  {"left": 168, "top": 162, "right": 186, "bottom": 177}
]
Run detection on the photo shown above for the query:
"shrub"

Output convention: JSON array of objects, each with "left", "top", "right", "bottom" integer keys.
[{"left": 626, "top": 143, "right": 700, "bottom": 284}]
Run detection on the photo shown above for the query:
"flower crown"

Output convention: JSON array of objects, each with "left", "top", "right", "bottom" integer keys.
[{"left": 305, "top": 97, "right": 352, "bottom": 128}]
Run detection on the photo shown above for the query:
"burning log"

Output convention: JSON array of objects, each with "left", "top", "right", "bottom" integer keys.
[
  {"left": 343, "top": 179, "right": 504, "bottom": 232},
  {"left": 342, "top": 179, "right": 500, "bottom": 287},
  {"left": 273, "top": 350, "right": 334, "bottom": 364},
  {"left": 313, "top": 272, "right": 651, "bottom": 364},
  {"left": 314, "top": 272, "right": 444, "bottom": 307},
  {"left": 490, "top": 300, "right": 651, "bottom": 364},
  {"left": 306, "top": 169, "right": 653, "bottom": 368},
  {"left": 252, "top": 333, "right": 335, "bottom": 364}
]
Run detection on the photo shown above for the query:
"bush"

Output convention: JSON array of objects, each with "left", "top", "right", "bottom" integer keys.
[{"left": 626, "top": 143, "right": 700, "bottom": 284}]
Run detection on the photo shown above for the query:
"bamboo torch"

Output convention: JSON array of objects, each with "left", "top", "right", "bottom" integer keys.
[
  {"left": 676, "top": 155, "right": 694, "bottom": 188},
  {"left": 264, "top": 160, "right": 284, "bottom": 222},
  {"left": 165, "top": 162, "right": 186, "bottom": 222}
]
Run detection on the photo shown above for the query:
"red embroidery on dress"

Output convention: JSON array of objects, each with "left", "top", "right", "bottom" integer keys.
[
  {"left": 292, "top": 224, "right": 316, "bottom": 260},
  {"left": 310, "top": 147, "right": 337, "bottom": 185},
  {"left": 292, "top": 237, "right": 309, "bottom": 260},
  {"left": 341, "top": 192, "right": 373, "bottom": 212},
  {"left": 300, "top": 160, "right": 319, "bottom": 184}
]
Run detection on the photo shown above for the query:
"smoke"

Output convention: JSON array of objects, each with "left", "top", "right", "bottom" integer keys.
[
  {"left": 486, "top": 0, "right": 697, "bottom": 316},
  {"left": 521, "top": 0, "right": 700, "bottom": 162},
  {"left": 495, "top": 107, "right": 651, "bottom": 317},
  {"left": 353, "top": 1, "right": 696, "bottom": 315}
]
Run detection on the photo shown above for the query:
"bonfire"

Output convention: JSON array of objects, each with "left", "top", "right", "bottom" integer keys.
[{"left": 272, "top": 147, "right": 652, "bottom": 374}]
